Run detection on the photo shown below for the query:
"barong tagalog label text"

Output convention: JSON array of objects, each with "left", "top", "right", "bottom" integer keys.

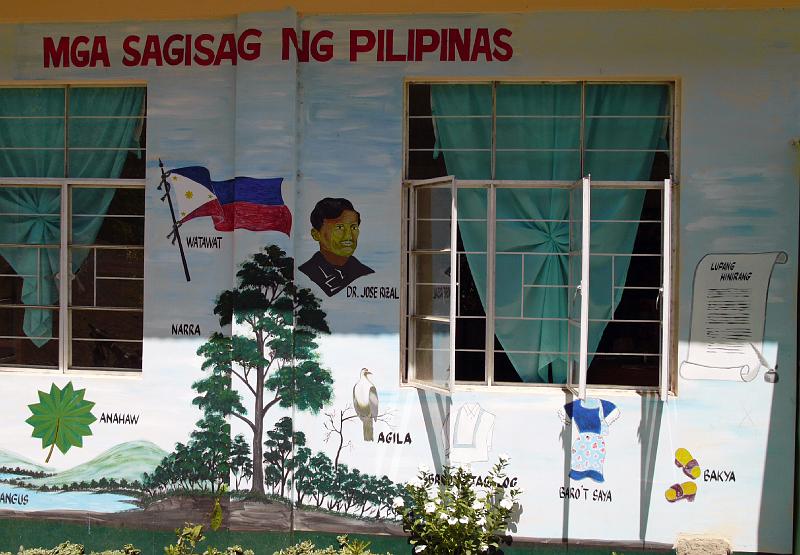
[{"left": 42, "top": 28, "right": 513, "bottom": 68}]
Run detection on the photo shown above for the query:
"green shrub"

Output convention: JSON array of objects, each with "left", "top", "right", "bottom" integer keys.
[
  {"left": 273, "top": 536, "right": 390, "bottom": 555},
  {"left": 163, "top": 524, "right": 253, "bottom": 555},
  {"left": 9, "top": 543, "right": 141, "bottom": 555}
]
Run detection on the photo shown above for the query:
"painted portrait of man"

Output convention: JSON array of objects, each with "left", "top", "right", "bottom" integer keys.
[{"left": 298, "top": 197, "right": 374, "bottom": 297}]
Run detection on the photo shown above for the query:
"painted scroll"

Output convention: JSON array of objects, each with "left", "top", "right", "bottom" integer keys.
[{"left": 680, "top": 251, "right": 788, "bottom": 382}]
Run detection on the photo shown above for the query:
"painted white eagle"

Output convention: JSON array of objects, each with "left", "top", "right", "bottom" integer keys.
[{"left": 353, "top": 367, "right": 379, "bottom": 442}]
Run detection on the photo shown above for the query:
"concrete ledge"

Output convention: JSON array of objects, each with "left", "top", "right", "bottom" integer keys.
[{"left": 675, "top": 534, "right": 732, "bottom": 555}]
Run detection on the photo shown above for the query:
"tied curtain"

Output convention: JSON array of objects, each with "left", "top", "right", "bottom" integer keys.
[
  {"left": 0, "top": 87, "right": 145, "bottom": 346},
  {"left": 431, "top": 84, "right": 668, "bottom": 383}
]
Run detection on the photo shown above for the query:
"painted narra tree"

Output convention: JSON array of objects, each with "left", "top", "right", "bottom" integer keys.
[{"left": 195, "top": 245, "right": 333, "bottom": 493}]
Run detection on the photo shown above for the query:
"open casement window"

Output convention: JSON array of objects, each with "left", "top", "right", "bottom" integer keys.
[
  {"left": 403, "top": 81, "right": 677, "bottom": 396},
  {"left": 564, "top": 176, "right": 673, "bottom": 400},
  {"left": 567, "top": 177, "right": 590, "bottom": 399},
  {"left": 403, "top": 176, "right": 458, "bottom": 394}
]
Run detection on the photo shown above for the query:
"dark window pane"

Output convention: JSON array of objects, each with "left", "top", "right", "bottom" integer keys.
[
  {"left": 0, "top": 336, "right": 59, "bottom": 368},
  {"left": 455, "top": 350, "right": 485, "bottom": 382},
  {"left": 71, "top": 339, "right": 142, "bottom": 370},
  {"left": 587, "top": 354, "right": 658, "bottom": 387},
  {"left": 71, "top": 309, "right": 142, "bottom": 341},
  {"left": 0, "top": 306, "right": 59, "bottom": 339}
]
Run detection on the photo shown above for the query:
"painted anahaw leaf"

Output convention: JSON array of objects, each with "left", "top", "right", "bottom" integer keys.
[{"left": 26, "top": 382, "right": 97, "bottom": 462}]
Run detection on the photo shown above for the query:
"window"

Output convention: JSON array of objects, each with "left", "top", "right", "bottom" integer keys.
[
  {"left": 402, "top": 81, "right": 675, "bottom": 398},
  {"left": 0, "top": 85, "right": 146, "bottom": 373}
]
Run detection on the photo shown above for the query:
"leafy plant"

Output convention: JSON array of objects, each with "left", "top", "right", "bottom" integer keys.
[
  {"left": 395, "top": 456, "right": 521, "bottom": 555},
  {"left": 164, "top": 524, "right": 205, "bottom": 555},
  {"left": 272, "top": 536, "right": 388, "bottom": 555},
  {"left": 163, "top": 524, "right": 253, "bottom": 555},
  {"left": 6, "top": 543, "right": 141, "bottom": 555},
  {"left": 26, "top": 382, "right": 97, "bottom": 462}
]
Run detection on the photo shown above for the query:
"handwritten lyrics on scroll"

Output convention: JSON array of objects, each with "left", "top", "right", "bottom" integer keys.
[{"left": 680, "top": 252, "right": 787, "bottom": 382}]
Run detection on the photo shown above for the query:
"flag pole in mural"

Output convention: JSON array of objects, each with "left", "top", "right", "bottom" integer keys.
[
  {"left": 158, "top": 159, "right": 192, "bottom": 282},
  {"left": 158, "top": 161, "right": 292, "bottom": 282}
]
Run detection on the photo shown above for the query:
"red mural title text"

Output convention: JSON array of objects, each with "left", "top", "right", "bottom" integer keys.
[{"left": 42, "top": 27, "right": 513, "bottom": 68}]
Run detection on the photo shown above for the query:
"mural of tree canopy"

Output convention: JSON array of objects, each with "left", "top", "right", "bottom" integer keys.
[{"left": 194, "top": 245, "right": 334, "bottom": 494}]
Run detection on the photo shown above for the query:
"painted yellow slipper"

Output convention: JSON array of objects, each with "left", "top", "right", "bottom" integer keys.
[
  {"left": 665, "top": 481, "right": 697, "bottom": 503},
  {"left": 674, "top": 447, "right": 701, "bottom": 479}
]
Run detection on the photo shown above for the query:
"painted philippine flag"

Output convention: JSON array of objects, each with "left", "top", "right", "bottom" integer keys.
[{"left": 169, "top": 166, "right": 291, "bottom": 235}]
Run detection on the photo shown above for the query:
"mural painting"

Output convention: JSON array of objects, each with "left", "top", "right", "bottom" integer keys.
[
  {"left": 0, "top": 9, "right": 796, "bottom": 555},
  {"left": 680, "top": 252, "right": 788, "bottom": 382},
  {"left": 558, "top": 399, "right": 620, "bottom": 483},
  {"left": 298, "top": 198, "right": 374, "bottom": 297},
  {"left": 665, "top": 448, "right": 701, "bottom": 504}
]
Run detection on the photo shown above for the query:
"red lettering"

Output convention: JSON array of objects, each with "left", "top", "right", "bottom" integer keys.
[
  {"left": 492, "top": 28, "right": 513, "bottom": 61},
  {"left": 414, "top": 29, "right": 439, "bottom": 62},
  {"left": 311, "top": 30, "right": 333, "bottom": 62},
  {"left": 141, "top": 35, "right": 163, "bottom": 66},
  {"left": 449, "top": 28, "right": 471, "bottom": 61},
  {"left": 377, "top": 29, "right": 385, "bottom": 62},
  {"left": 282, "top": 28, "right": 309, "bottom": 62},
  {"left": 193, "top": 34, "right": 215, "bottom": 66},
  {"left": 349, "top": 30, "right": 375, "bottom": 62},
  {"left": 237, "top": 28, "right": 262, "bottom": 61},
  {"left": 214, "top": 33, "right": 237, "bottom": 65},
  {"left": 163, "top": 34, "right": 185, "bottom": 65},
  {"left": 122, "top": 35, "right": 141, "bottom": 66},
  {"left": 385, "top": 29, "right": 405, "bottom": 61},
  {"left": 439, "top": 29, "right": 448, "bottom": 61},
  {"left": 70, "top": 36, "right": 90, "bottom": 68},
  {"left": 43, "top": 36, "right": 70, "bottom": 68},
  {"left": 470, "top": 28, "right": 492, "bottom": 62},
  {"left": 407, "top": 29, "right": 415, "bottom": 61},
  {"left": 184, "top": 34, "right": 192, "bottom": 65},
  {"left": 90, "top": 36, "right": 109, "bottom": 67}
]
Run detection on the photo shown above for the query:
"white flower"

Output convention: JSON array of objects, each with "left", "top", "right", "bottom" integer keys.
[
  {"left": 424, "top": 502, "right": 436, "bottom": 513},
  {"left": 417, "top": 463, "right": 430, "bottom": 473},
  {"left": 439, "top": 512, "right": 448, "bottom": 520},
  {"left": 479, "top": 543, "right": 489, "bottom": 552},
  {"left": 499, "top": 498, "right": 514, "bottom": 510},
  {"left": 459, "top": 516, "right": 469, "bottom": 524},
  {"left": 476, "top": 516, "right": 486, "bottom": 526},
  {"left": 472, "top": 499, "right": 483, "bottom": 510},
  {"left": 447, "top": 516, "right": 458, "bottom": 525},
  {"left": 498, "top": 452, "right": 510, "bottom": 462},
  {"left": 414, "top": 546, "right": 427, "bottom": 553},
  {"left": 475, "top": 489, "right": 488, "bottom": 500},
  {"left": 392, "top": 496, "right": 405, "bottom": 508}
]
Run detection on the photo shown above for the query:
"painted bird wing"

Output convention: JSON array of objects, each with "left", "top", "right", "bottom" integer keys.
[
  {"left": 369, "top": 385, "right": 379, "bottom": 419},
  {"left": 353, "top": 380, "right": 369, "bottom": 417}
]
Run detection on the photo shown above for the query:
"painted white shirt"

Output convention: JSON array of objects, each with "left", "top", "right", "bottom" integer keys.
[{"left": 449, "top": 403, "right": 495, "bottom": 464}]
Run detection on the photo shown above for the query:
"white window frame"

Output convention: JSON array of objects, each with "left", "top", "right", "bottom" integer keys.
[
  {"left": 0, "top": 83, "right": 146, "bottom": 376},
  {"left": 401, "top": 79, "right": 678, "bottom": 399}
]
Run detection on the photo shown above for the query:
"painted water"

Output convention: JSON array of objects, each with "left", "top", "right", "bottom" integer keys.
[{"left": 0, "top": 475, "right": 137, "bottom": 512}]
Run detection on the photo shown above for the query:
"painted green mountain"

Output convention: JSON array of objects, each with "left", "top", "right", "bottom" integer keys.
[
  {"left": 0, "top": 448, "right": 54, "bottom": 474},
  {"left": 25, "top": 440, "right": 168, "bottom": 487}
]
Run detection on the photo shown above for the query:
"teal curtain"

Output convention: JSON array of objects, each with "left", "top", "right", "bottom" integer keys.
[
  {"left": 431, "top": 83, "right": 668, "bottom": 383},
  {"left": 0, "top": 87, "right": 145, "bottom": 347}
]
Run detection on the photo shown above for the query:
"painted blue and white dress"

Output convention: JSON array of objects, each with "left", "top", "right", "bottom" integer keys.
[{"left": 558, "top": 398, "right": 620, "bottom": 483}]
